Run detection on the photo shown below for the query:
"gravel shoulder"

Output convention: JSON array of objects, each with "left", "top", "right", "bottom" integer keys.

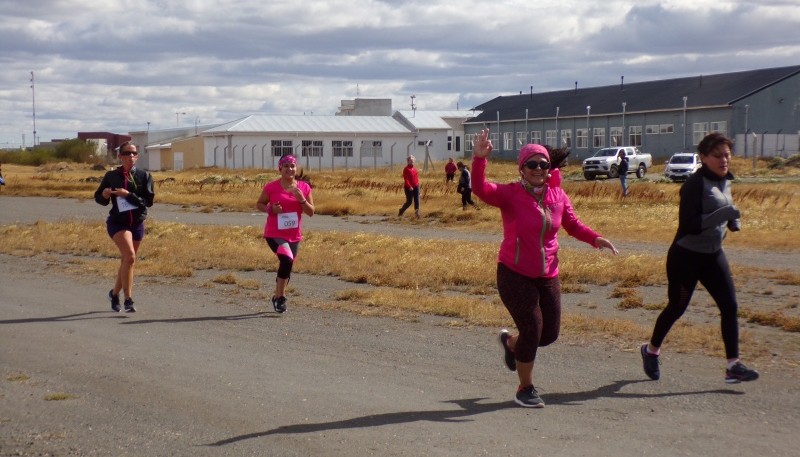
[{"left": 1, "top": 196, "right": 799, "bottom": 457}]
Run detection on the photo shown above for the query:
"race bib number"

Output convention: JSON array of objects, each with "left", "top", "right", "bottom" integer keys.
[
  {"left": 277, "top": 212, "right": 299, "bottom": 230},
  {"left": 116, "top": 196, "right": 137, "bottom": 213}
]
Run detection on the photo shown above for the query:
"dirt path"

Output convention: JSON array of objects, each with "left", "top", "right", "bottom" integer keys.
[{"left": 1, "top": 196, "right": 799, "bottom": 456}]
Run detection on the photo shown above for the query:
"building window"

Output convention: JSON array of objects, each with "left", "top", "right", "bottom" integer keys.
[
  {"left": 610, "top": 127, "right": 623, "bottom": 146},
  {"left": 693, "top": 122, "right": 708, "bottom": 145},
  {"left": 710, "top": 121, "right": 727, "bottom": 135},
  {"left": 560, "top": 129, "right": 572, "bottom": 148},
  {"left": 361, "top": 140, "right": 383, "bottom": 158},
  {"left": 576, "top": 128, "right": 588, "bottom": 148},
  {"left": 465, "top": 134, "right": 474, "bottom": 152},
  {"left": 530, "top": 131, "right": 541, "bottom": 144},
  {"left": 646, "top": 125, "right": 659, "bottom": 135},
  {"left": 332, "top": 140, "right": 354, "bottom": 157},
  {"left": 660, "top": 124, "right": 674, "bottom": 134},
  {"left": 545, "top": 130, "right": 557, "bottom": 147},
  {"left": 490, "top": 132, "right": 499, "bottom": 148},
  {"left": 503, "top": 132, "right": 513, "bottom": 150},
  {"left": 301, "top": 140, "right": 323, "bottom": 157},
  {"left": 516, "top": 131, "right": 527, "bottom": 147},
  {"left": 593, "top": 128, "right": 605, "bottom": 148},
  {"left": 271, "top": 140, "right": 293, "bottom": 157},
  {"left": 629, "top": 126, "right": 642, "bottom": 146}
]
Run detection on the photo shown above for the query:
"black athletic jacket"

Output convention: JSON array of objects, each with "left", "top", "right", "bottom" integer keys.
[{"left": 94, "top": 166, "right": 155, "bottom": 226}]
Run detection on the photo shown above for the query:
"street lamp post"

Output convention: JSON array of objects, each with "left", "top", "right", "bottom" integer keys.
[
  {"left": 585, "top": 105, "right": 591, "bottom": 156},
  {"left": 682, "top": 96, "right": 688, "bottom": 151},
  {"left": 175, "top": 111, "right": 186, "bottom": 127},
  {"left": 621, "top": 102, "right": 627, "bottom": 146}
]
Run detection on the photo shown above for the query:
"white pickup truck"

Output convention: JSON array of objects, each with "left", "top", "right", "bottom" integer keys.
[{"left": 582, "top": 146, "right": 653, "bottom": 180}]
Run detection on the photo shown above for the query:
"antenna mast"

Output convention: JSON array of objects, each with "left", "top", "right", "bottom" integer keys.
[{"left": 30, "top": 71, "right": 37, "bottom": 147}]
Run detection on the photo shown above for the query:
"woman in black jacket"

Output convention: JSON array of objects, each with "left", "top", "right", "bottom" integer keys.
[
  {"left": 640, "top": 132, "right": 757, "bottom": 384},
  {"left": 94, "top": 142, "right": 155, "bottom": 312}
]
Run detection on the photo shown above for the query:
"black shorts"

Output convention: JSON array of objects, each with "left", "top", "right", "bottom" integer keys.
[{"left": 106, "top": 220, "right": 145, "bottom": 241}]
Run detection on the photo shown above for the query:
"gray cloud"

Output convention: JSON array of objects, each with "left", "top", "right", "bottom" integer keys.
[{"left": 1, "top": 0, "right": 798, "bottom": 146}]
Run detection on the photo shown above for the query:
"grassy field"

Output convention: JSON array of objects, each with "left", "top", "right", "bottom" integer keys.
[{"left": 1, "top": 158, "right": 798, "bottom": 360}]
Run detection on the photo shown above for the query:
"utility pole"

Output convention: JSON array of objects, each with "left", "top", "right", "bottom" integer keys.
[{"left": 30, "top": 71, "right": 37, "bottom": 147}]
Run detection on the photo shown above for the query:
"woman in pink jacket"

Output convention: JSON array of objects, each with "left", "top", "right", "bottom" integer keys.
[{"left": 471, "top": 129, "right": 618, "bottom": 408}]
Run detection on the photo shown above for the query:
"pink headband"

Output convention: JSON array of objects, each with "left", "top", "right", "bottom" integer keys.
[
  {"left": 518, "top": 144, "right": 550, "bottom": 170},
  {"left": 278, "top": 154, "right": 297, "bottom": 169}
]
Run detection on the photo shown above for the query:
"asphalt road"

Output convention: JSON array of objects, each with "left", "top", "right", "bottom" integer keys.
[{"left": 1, "top": 196, "right": 798, "bottom": 456}]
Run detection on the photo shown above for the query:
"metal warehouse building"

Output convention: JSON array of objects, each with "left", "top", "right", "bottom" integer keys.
[{"left": 463, "top": 65, "right": 800, "bottom": 161}]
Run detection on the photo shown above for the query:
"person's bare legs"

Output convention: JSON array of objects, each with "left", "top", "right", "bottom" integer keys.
[
  {"left": 274, "top": 276, "right": 288, "bottom": 299},
  {"left": 507, "top": 335, "right": 533, "bottom": 386},
  {"left": 111, "top": 230, "right": 139, "bottom": 300}
]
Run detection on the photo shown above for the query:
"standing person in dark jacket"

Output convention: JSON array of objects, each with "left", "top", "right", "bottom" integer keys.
[
  {"left": 398, "top": 155, "right": 420, "bottom": 218},
  {"left": 94, "top": 142, "right": 155, "bottom": 312},
  {"left": 640, "top": 132, "right": 758, "bottom": 384},
  {"left": 617, "top": 150, "right": 629, "bottom": 197},
  {"left": 456, "top": 161, "right": 477, "bottom": 210}
]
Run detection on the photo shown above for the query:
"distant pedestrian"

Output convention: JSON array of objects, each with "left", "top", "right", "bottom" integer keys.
[
  {"left": 640, "top": 132, "right": 758, "bottom": 384},
  {"left": 93, "top": 142, "right": 155, "bottom": 313},
  {"left": 256, "top": 154, "right": 315, "bottom": 314},
  {"left": 456, "top": 161, "right": 477, "bottom": 210},
  {"left": 398, "top": 155, "right": 420, "bottom": 218},
  {"left": 617, "top": 150, "right": 629, "bottom": 197},
  {"left": 471, "top": 129, "right": 618, "bottom": 408},
  {"left": 445, "top": 158, "right": 457, "bottom": 182}
]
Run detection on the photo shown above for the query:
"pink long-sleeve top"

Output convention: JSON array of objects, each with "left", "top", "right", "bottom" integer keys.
[{"left": 471, "top": 157, "right": 601, "bottom": 279}]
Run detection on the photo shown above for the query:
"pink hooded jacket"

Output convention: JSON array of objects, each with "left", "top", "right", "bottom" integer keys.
[{"left": 471, "top": 149, "right": 601, "bottom": 279}]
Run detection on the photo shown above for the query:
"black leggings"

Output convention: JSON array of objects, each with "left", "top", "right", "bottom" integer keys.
[
  {"left": 461, "top": 189, "right": 476, "bottom": 207},
  {"left": 496, "top": 263, "right": 561, "bottom": 364},
  {"left": 399, "top": 187, "right": 419, "bottom": 215},
  {"left": 650, "top": 244, "right": 740, "bottom": 359},
  {"left": 266, "top": 238, "right": 299, "bottom": 280}
]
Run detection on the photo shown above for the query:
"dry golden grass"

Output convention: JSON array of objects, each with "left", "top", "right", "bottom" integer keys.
[
  {"left": 3, "top": 158, "right": 798, "bottom": 250},
  {"left": 44, "top": 393, "right": 78, "bottom": 401},
  {"left": 2, "top": 159, "right": 798, "bottom": 360}
]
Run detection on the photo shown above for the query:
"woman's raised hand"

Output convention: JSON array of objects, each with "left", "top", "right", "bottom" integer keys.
[{"left": 472, "top": 128, "right": 493, "bottom": 158}]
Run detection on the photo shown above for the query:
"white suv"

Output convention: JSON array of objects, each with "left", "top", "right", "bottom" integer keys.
[{"left": 664, "top": 153, "right": 701, "bottom": 182}]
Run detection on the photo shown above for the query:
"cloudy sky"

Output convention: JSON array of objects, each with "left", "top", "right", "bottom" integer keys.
[{"left": 1, "top": 0, "right": 799, "bottom": 147}]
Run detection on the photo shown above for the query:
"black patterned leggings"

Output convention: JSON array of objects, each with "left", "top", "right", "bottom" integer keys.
[
  {"left": 650, "top": 244, "right": 740, "bottom": 359},
  {"left": 496, "top": 263, "right": 561, "bottom": 364}
]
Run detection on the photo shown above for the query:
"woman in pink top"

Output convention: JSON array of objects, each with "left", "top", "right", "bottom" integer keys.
[
  {"left": 256, "top": 154, "right": 315, "bottom": 313},
  {"left": 471, "top": 129, "right": 618, "bottom": 408}
]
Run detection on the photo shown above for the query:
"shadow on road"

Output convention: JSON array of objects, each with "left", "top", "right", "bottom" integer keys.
[
  {"left": 118, "top": 311, "right": 277, "bottom": 325},
  {"left": 207, "top": 379, "right": 744, "bottom": 446},
  {"left": 543, "top": 379, "right": 744, "bottom": 406},
  {"left": 0, "top": 311, "right": 276, "bottom": 325},
  {"left": 0, "top": 311, "right": 126, "bottom": 324}
]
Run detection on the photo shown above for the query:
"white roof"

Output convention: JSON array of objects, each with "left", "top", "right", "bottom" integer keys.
[
  {"left": 202, "top": 115, "right": 414, "bottom": 135},
  {"left": 395, "top": 110, "right": 482, "bottom": 129}
]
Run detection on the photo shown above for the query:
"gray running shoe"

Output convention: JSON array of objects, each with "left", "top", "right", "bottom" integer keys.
[
  {"left": 109, "top": 290, "right": 121, "bottom": 312},
  {"left": 272, "top": 296, "right": 287, "bottom": 314},
  {"left": 725, "top": 362, "right": 759, "bottom": 383},
  {"left": 498, "top": 329, "right": 516, "bottom": 371},
  {"left": 640, "top": 344, "right": 660, "bottom": 380},
  {"left": 514, "top": 385, "right": 545, "bottom": 408}
]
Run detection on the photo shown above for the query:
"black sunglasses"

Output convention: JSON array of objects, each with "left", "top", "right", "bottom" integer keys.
[
  {"left": 524, "top": 160, "right": 550, "bottom": 170},
  {"left": 120, "top": 150, "right": 138, "bottom": 156}
]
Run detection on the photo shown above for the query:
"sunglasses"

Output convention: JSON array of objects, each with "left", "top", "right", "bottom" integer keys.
[
  {"left": 524, "top": 161, "right": 550, "bottom": 170},
  {"left": 120, "top": 150, "right": 138, "bottom": 157}
]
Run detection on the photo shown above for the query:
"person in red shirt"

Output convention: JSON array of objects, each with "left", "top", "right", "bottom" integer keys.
[
  {"left": 398, "top": 155, "right": 420, "bottom": 218},
  {"left": 444, "top": 157, "right": 457, "bottom": 182}
]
